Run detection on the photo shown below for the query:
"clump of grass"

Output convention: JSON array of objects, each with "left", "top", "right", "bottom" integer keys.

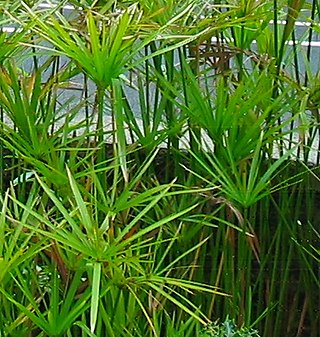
[
  {"left": 0, "top": 1, "right": 319, "bottom": 337},
  {"left": 200, "top": 317, "right": 260, "bottom": 337}
]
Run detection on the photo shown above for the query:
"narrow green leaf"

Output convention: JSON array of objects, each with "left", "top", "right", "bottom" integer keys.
[
  {"left": 67, "top": 166, "right": 95, "bottom": 238},
  {"left": 90, "top": 262, "right": 102, "bottom": 333}
]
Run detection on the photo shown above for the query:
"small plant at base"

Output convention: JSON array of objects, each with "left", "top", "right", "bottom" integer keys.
[{"left": 200, "top": 317, "right": 260, "bottom": 337}]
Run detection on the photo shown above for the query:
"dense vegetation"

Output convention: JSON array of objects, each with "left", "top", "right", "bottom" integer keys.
[{"left": 0, "top": 1, "right": 319, "bottom": 336}]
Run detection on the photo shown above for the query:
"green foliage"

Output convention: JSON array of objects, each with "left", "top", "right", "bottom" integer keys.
[
  {"left": 0, "top": 1, "right": 319, "bottom": 337},
  {"left": 200, "top": 317, "right": 260, "bottom": 337}
]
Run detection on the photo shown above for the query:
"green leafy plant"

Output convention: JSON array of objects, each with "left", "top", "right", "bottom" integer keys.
[
  {"left": 200, "top": 317, "right": 260, "bottom": 337},
  {"left": 0, "top": 1, "right": 320, "bottom": 337}
]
